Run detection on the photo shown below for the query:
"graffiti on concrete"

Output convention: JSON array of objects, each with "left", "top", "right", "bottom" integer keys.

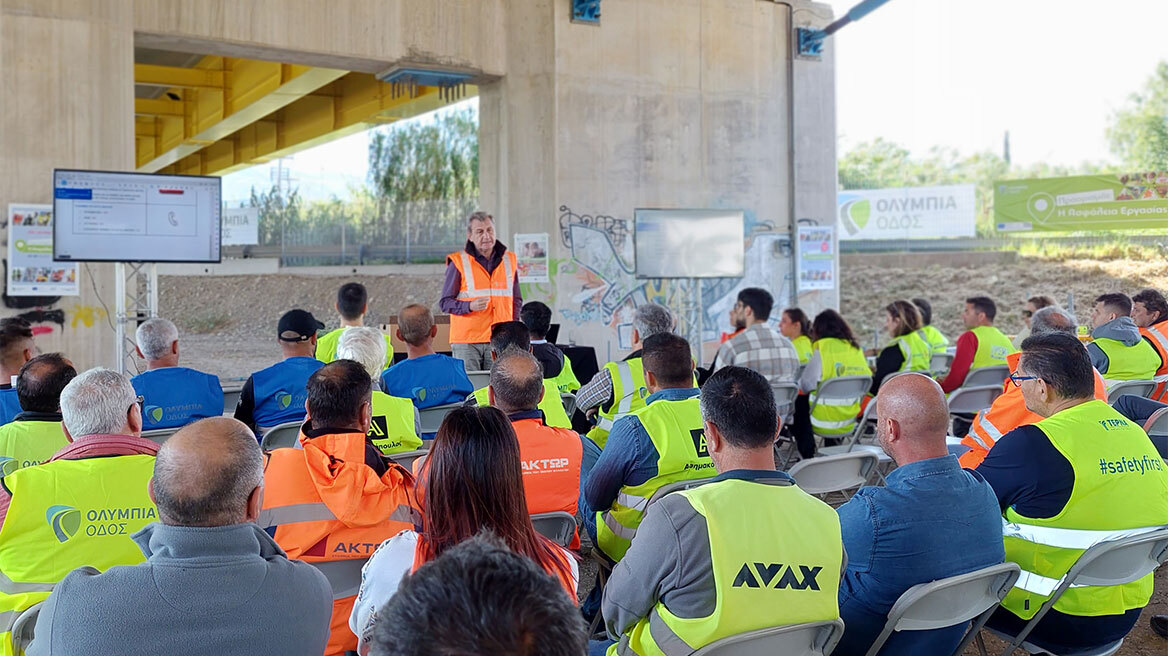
[
  {"left": 558, "top": 206, "right": 631, "bottom": 251},
  {"left": 70, "top": 304, "right": 107, "bottom": 330}
]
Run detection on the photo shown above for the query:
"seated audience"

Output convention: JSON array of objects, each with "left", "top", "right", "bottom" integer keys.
[
  {"left": 912, "top": 297, "right": 949, "bottom": 357},
  {"left": 316, "top": 282, "right": 393, "bottom": 367},
  {"left": 520, "top": 300, "right": 581, "bottom": 392},
  {"left": 576, "top": 303, "right": 677, "bottom": 448},
  {"left": 1087, "top": 292, "right": 1159, "bottom": 388},
  {"left": 0, "top": 353, "right": 76, "bottom": 477},
  {"left": 1012, "top": 295, "right": 1055, "bottom": 350},
  {"left": 713, "top": 289, "right": 800, "bottom": 417},
  {"left": 1131, "top": 288, "right": 1168, "bottom": 401},
  {"left": 370, "top": 533, "right": 588, "bottom": 656},
  {"left": 596, "top": 367, "right": 842, "bottom": 656},
  {"left": 834, "top": 373, "right": 1004, "bottom": 655},
  {"left": 27, "top": 417, "right": 332, "bottom": 656},
  {"left": 976, "top": 333, "right": 1168, "bottom": 654},
  {"left": 869, "top": 299, "right": 931, "bottom": 394},
  {"left": 380, "top": 303, "right": 474, "bottom": 410},
  {"left": 234, "top": 309, "right": 326, "bottom": 434},
  {"left": 0, "top": 318, "right": 35, "bottom": 424},
  {"left": 336, "top": 326, "right": 422, "bottom": 455},
  {"left": 261, "top": 360, "right": 417, "bottom": 656},
  {"left": 470, "top": 321, "right": 572, "bottom": 429},
  {"left": 131, "top": 318, "right": 224, "bottom": 430},
  {"left": 778, "top": 306, "right": 813, "bottom": 364},
  {"left": 793, "top": 310, "right": 869, "bottom": 459},
  {"left": 959, "top": 307, "right": 1106, "bottom": 468},
  {"left": 939, "top": 296, "right": 1015, "bottom": 393},
  {"left": 350, "top": 406, "right": 577, "bottom": 655},
  {"left": 489, "top": 348, "right": 588, "bottom": 547},
  {"left": 0, "top": 368, "right": 160, "bottom": 645}
]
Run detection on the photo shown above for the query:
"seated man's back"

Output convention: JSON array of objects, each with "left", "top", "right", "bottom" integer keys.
[
  {"left": 381, "top": 353, "right": 473, "bottom": 409},
  {"left": 368, "top": 390, "right": 422, "bottom": 455},
  {"left": 0, "top": 354, "right": 77, "bottom": 477},
  {"left": 131, "top": 366, "right": 224, "bottom": 430},
  {"left": 473, "top": 378, "right": 573, "bottom": 429}
]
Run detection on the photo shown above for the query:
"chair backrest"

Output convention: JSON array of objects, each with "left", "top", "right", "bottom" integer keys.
[
  {"left": 466, "top": 370, "right": 491, "bottom": 389},
  {"left": 561, "top": 392, "right": 578, "bottom": 417},
  {"left": 771, "top": 382, "right": 799, "bottom": 414},
  {"left": 387, "top": 448, "right": 429, "bottom": 470},
  {"left": 862, "top": 562, "right": 1021, "bottom": 656},
  {"left": 222, "top": 384, "right": 244, "bottom": 415},
  {"left": 646, "top": 476, "right": 717, "bottom": 508},
  {"left": 787, "top": 451, "right": 878, "bottom": 496},
  {"left": 530, "top": 511, "right": 577, "bottom": 548},
  {"left": 141, "top": 427, "right": 181, "bottom": 445},
  {"left": 691, "top": 619, "right": 845, "bottom": 656},
  {"left": 930, "top": 352, "right": 954, "bottom": 375},
  {"left": 812, "top": 375, "right": 872, "bottom": 406},
  {"left": 945, "top": 385, "right": 1003, "bottom": 415},
  {"left": 418, "top": 402, "right": 463, "bottom": 435},
  {"left": 9, "top": 601, "right": 42, "bottom": 655},
  {"left": 259, "top": 421, "right": 302, "bottom": 451},
  {"left": 1105, "top": 379, "right": 1157, "bottom": 404},
  {"left": 1142, "top": 405, "right": 1168, "bottom": 437},
  {"left": 963, "top": 366, "right": 1010, "bottom": 387}
]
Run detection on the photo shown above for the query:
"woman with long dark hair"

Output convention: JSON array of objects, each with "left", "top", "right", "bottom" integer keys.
[
  {"left": 349, "top": 406, "right": 578, "bottom": 654},
  {"left": 790, "top": 309, "right": 869, "bottom": 458}
]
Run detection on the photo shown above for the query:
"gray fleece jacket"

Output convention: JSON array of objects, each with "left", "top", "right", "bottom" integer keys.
[
  {"left": 1087, "top": 316, "right": 1146, "bottom": 374},
  {"left": 27, "top": 522, "right": 332, "bottom": 656}
]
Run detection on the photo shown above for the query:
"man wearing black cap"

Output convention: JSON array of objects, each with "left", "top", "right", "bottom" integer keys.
[{"left": 234, "top": 309, "right": 327, "bottom": 436}]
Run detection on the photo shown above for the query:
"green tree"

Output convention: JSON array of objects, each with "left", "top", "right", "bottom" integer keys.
[
  {"left": 1108, "top": 61, "right": 1168, "bottom": 170},
  {"left": 249, "top": 184, "right": 302, "bottom": 246}
]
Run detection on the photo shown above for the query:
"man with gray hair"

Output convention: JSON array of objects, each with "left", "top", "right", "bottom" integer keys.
[
  {"left": 26, "top": 417, "right": 333, "bottom": 656},
  {"left": 576, "top": 303, "right": 682, "bottom": 447},
  {"left": 0, "top": 368, "right": 161, "bottom": 645},
  {"left": 337, "top": 326, "right": 422, "bottom": 455},
  {"left": 957, "top": 305, "right": 1108, "bottom": 468},
  {"left": 131, "top": 317, "right": 224, "bottom": 430}
]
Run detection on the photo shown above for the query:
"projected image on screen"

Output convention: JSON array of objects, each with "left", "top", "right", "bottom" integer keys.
[
  {"left": 53, "top": 169, "right": 222, "bottom": 263},
  {"left": 634, "top": 209, "right": 745, "bottom": 279}
]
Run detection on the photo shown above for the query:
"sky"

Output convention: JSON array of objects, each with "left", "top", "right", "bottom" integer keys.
[{"left": 225, "top": 0, "right": 1168, "bottom": 203}]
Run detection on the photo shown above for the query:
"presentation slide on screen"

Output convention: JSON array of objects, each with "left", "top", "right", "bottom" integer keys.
[{"left": 53, "top": 170, "right": 221, "bottom": 263}]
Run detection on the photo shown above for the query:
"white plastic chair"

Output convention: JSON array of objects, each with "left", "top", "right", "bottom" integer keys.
[
  {"left": 690, "top": 619, "right": 845, "bottom": 656},
  {"left": 530, "top": 511, "right": 577, "bottom": 548},
  {"left": 946, "top": 385, "right": 1003, "bottom": 435},
  {"left": 978, "top": 527, "right": 1168, "bottom": 656},
  {"left": 787, "top": 451, "right": 878, "bottom": 499},
  {"left": 864, "top": 562, "right": 1020, "bottom": 656},
  {"left": 418, "top": 402, "right": 463, "bottom": 435},
  {"left": 259, "top": 421, "right": 302, "bottom": 451},
  {"left": 1104, "top": 379, "right": 1156, "bottom": 404},
  {"left": 141, "top": 427, "right": 181, "bottom": 445},
  {"left": 771, "top": 381, "right": 799, "bottom": 419},
  {"left": 466, "top": 370, "right": 491, "bottom": 389},
  {"left": 808, "top": 374, "right": 873, "bottom": 443},
  {"left": 963, "top": 366, "right": 1010, "bottom": 388},
  {"left": 930, "top": 352, "right": 955, "bottom": 377}
]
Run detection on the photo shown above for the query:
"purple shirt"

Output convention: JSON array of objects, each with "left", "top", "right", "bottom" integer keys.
[{"left": 439, "top": 241, "right": 523, "bottom": 317}]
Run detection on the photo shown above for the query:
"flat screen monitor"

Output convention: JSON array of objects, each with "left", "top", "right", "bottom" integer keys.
[
  {"left": 53, "top": 169, "right": 222, "bottom": 263},
  {"left": 634, "top": 208, "right": 745, "bottom": 279}
]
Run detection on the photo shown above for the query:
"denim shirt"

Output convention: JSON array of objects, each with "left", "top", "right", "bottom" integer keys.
[{"left": 833, "top": 455, "right": 1004, "bottom": 656}]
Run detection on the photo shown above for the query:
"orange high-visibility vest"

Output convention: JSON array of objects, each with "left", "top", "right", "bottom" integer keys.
[
  {"left": 260, "top": 431, "right": 418, "bottom": 656},
  {"left": 447, "top": 249, "right": 518, "bottom": 344},
  {"left": 511, "top": 416, "right": 584, "bottom": 549},
  {"left": 1139, "top": 321, "right": 1168, "bottom": 401},
  {"left": 411, "top": 533, "right": 579, "bottom": 599},
  {"left": 960, "top": 352, "right": 1107, "bottom": 469}
]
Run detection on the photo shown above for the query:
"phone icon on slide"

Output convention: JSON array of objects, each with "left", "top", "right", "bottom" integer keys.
[{"left": 167, "top": 211, "right": 178, "bottom": 227}]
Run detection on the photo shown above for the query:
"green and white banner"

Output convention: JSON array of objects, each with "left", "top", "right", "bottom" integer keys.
[
  {"left": 837, "top": 184, "right": 975, "bottom": 240},
  {"left": 995, "top": 172, "right": 1168, "bottom": 232}
]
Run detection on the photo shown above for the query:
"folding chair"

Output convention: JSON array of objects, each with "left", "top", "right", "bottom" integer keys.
[
  {"left": 1141, "top": 406, "right": 1168, "bottom": 460},
  {"left": 863, "top": 562, "right": 1020, "bottom": 656},
  {"left": 222, "top": 384, "right": 244, "bottom": 415},
  {"left": 561, "top": 392, "right": 578, "bottom": 417},
  {"left": 689, "top": 619, "right": 845, "bottom": 656},
  {"left": 771, "top": 381, "right": 799, "bottom": 420},
  {"left": 417, "top": 402, "right": 463, "bottom": 435},
  {"left": 387, "top": 449, "right": 428, "bottom": 470},
  {"left": 787, "top": 451, "right": 878, "bottom": 500},
  {"left": 930, "top": 352, "right": 955, "bottom": 377},
  {"left": 531, "top": 511, "right": 578, "bottom": 548},
  {"left": 1104, "top": 379, "right": 1156, "bottom": 404},
  {"left": 141, "top": 427, "right": 181, "bottom": 445},
  {"left": 466, "top": 370, "right": 491, "bottom": 390},
  {"left": 946, "top": 385, "right": 1003, "bottom": 436},
  {"left": 259, "top": 421, "right": 302, "bottom": 451},
  {"left": 978, "top": 527, "right": 1168, "bottom": 656},
  {"left": 963, "top": 366, "right": 1010, "bottom": 388},
  {"left": 9, "top": 601, "right": 43, "bottom": 656},
  {"left": 780, "top": 375, "right": 871, "bottom": 467}
]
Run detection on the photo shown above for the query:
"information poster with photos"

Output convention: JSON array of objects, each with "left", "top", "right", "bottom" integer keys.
[
  {"left": 7, "top": 204, "right": 78, "bottom": 297},
  {"left": 514, "top": 232, "right": 549, "bottom": 283},
  {"left": 797, "top": 225, "right": 835, "bottom": 292}
]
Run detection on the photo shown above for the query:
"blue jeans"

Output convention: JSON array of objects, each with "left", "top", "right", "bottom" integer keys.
[{"left": 587, "top": 639, "right": 615, "bottom": 656}]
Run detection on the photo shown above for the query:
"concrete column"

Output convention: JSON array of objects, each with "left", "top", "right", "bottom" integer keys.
[
  {"left": 481, "top": 0, "right": 837, "bottom": 364},
  {"left": 0, "top": 1, "right": 131, "bottom": 370}
]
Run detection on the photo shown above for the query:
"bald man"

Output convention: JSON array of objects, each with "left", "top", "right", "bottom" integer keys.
[
  {"left": 381, "top": 303, "right": 474, "bottom": 412},
  {"left": 833, "top": 373, "right": 1005, "bottom": 656},
  {"left": 27, "top": 418, "right": 332, "bottom": 656}
]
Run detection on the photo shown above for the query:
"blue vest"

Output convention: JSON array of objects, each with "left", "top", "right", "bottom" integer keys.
[
  {"left": 131, "top": 367, "right": 225, "bottom": 430},
  {"left": 0, "top": 389, "right": 21, "bottom": 426},
  {"left": 381, "top": 353, "right": 474, "bottom": 409},
  {"left": 251, "top": 357, "right": 324, "bottom": 428}
]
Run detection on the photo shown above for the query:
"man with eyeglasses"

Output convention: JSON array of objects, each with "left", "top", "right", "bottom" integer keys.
[
  {"left": 0, "top": 368, "right": 160, "bottom": 649},
  {"left": 975, "top": 332, "right": 1168, "bottom": 655}
]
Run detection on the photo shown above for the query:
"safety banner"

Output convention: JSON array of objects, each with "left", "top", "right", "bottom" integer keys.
[{"left": 994, "top": 172, "right": 1168, "bottom": 232}]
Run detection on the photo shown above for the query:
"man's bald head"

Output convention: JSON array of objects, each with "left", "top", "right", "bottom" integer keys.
[
  {"left": 398, "top": 304, "right": 435, "bottom": 346},
  {"left": 875, "top": 373, "right": 950, "bottom": 462},
  {"left": 151, "top": 417, "right": 264, "bottom": 527},
  {"left": 490, "top": 348, "right": 544, "bottom": 414}
]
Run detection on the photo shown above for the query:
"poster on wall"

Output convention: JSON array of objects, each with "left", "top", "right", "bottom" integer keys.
[
  {"left": 797, "top": 225, "right": 835, "bottom": 292},
  {"left": 514, "top": 232, "right": 549, "bottom": 283},
  {"left": 221, "top": 207, "right": 259, "bottom": 246},
  {"left": 994, "top": 172, "right": 1168, "bottom": 232},
  {"left": 7, "top": 204, "right": 78, "bottom": 297},
  {"left": 837, "top": 184, "right": 976, "bottom": 240}
]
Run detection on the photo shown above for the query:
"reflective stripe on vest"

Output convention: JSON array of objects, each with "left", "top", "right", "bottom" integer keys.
[
  {"left": 448, "top": 250, "right": 518, "bottom": 344},
  {"left": 968, "top": 412, "right": 1003, "bottom": 450},
  {"left": 808, "top": 338, "right": 869, "bottom": 437},
  {"left": 892, "top": 332, "right": 930, "bottom": 372},
  {"left": 456, "top": 252, "right": 516, "bottom": 299},
  {"left": 311, "top": 559, "right": 366, "bottom": 600},
  {"left": 259, "top": 501, "right": 419, "bottom": 529},
  {"left": 588, "top": 359, "right": 648, "bottom": 447}
]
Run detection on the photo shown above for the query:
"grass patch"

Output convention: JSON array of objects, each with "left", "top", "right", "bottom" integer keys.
[{"left": 1011, "top": 238, "right": 1167, "bottom": 261}]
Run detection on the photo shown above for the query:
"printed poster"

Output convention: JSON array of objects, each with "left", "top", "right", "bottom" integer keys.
[
  {"left": 994, "top": 172, "right": 1168, "bottom": 232},
  {"left": 514, "top": 232, "right": 549, "bottom": 283},
  {"left": 837, "top": 184, "right": 976, "bottom": 240},
  {"left": 797, "top": 225, "right": 835, "bottom": 292},
  {"left": 7, "top": 204, "right": 79, "bottom": 297}
]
